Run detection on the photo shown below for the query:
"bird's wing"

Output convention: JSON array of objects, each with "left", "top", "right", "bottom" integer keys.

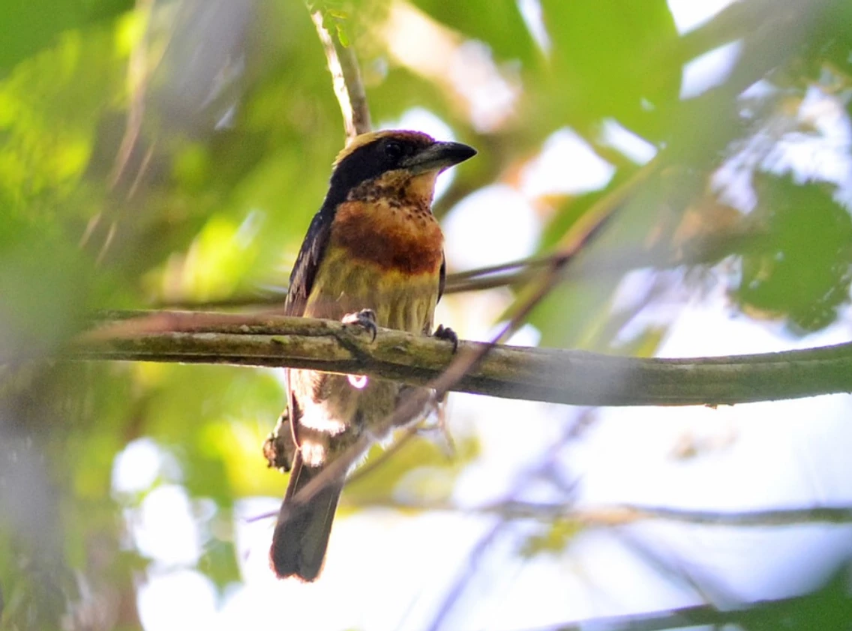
[
  {"left": 285, "top": 210, "right": 334, "bottom": 318},
  {"left": 438, "top": 253, "right": 446, "bottom": 303},
  {"left": 284, "top": 209, "right": 334, "bottom": 447}
]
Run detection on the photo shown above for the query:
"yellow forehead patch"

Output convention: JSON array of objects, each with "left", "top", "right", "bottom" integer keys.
[{"left": 333, "top": 129, "right": 435, "bottom": 167}]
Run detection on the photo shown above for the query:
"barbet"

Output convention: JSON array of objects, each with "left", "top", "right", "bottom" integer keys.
[{"left": 270, "top": 130, "right": 476, "bottom": 580}]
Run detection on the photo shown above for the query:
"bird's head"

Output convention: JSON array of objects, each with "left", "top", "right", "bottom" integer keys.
[{"left": 326, "top": 130, "right": 476, "bottom": 207}]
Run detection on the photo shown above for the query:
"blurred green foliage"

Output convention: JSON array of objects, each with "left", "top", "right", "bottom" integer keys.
[
  {"left": 736, "top": 175, "right": 852, "bottom": 331},
  {"left": 0, "top": 0, "right": 851, "bottom": 628}
]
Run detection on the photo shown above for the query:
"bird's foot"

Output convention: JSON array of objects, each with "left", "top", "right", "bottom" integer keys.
[
  {"left": 263, "top": 410, "right": 296, "bottom": 472},
  {"left": 433, "top": 324, "right": 459, "bottom": 353},
  {"left": 342, "top": 309, "right": 378, "bottom": 342}
]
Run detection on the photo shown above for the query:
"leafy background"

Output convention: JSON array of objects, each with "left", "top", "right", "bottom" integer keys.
[{"left": 2, "top": 0, "right": 852, "bottom": 629}]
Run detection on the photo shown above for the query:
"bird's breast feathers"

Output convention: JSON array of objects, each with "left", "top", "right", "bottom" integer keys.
[
  {"left": 330, "top": 172, "right": 444, "bottom": 276},
  {"left": 302, "top": 179, "right": 444, "bottom": 332}
]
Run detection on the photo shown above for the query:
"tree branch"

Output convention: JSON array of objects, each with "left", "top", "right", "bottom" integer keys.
[
  {"left": 309, "top": 3, "right": 372, "bottom": 139},
  {"left": 530, "top": 585, "right": 852, "bottom": 631},
  {"left": 341, "top": 500, "right": 852, "bottom": 526},
  {"left": 70, "top": 311, "right": 852, "bottom": 407}
]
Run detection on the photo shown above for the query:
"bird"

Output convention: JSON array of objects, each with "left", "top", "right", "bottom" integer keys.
[{"left": 269, "top": 129, "right": 476, "bottom": 581}]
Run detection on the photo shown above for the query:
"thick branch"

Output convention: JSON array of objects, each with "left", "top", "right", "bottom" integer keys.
[{"left": 70, "top": 312, "right": 852, "bottom": 407}]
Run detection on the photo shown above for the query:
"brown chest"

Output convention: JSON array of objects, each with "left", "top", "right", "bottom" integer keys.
[{"left": 329, "top": 199, "right": 444, "bottom": 276}]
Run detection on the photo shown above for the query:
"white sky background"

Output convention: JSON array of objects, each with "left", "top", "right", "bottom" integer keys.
[{"left": 121, "top": 0, "right": 852, "bottom": 629}]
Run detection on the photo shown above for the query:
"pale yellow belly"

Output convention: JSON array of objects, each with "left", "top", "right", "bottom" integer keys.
[
  {"left": 304, "top": 245, "right": 440, "bottom": 334},
  {"left": 291, "top": 250, "right": 440, "bottom": 466}
]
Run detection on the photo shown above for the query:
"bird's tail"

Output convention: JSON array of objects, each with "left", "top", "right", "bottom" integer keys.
[{"left": 269, "top": 453, "right": 343, "bottom": 581}]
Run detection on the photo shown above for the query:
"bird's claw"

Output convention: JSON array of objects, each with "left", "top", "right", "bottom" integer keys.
[
  {"left": 342, "top": 309, "right": 378, "bottom": 342},
  {"left": 433, "top": 324, "right": 459, "bottom": 353},
  {"left": 263, "top": 410, "right": 296, "bottom": 472}
]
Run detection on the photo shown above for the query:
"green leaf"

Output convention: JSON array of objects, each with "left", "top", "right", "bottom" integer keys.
[{"left": 735, "top": 174, "right": 852, "bottom": 333}]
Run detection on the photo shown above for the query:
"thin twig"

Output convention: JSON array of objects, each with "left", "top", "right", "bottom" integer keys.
[
  {"left": 425, "top": 414, "right": 587, "bottom": 631},
  {"left": 338, "top": 501, "right": 852, "bottom": 526},
  {"left": 344, "top": 425, "right": 420, "bottom": 486},
  {"left": 526, "top": 585, "right": 852, "bottom": 631},
  {"left": 150, "top": 223, "right": 760, "bottom": 310},
  {"left": 309, "top": 4, "right": 371, "bottom": 139}
]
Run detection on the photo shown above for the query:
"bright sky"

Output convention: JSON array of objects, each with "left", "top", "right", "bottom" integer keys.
[{"left": 122, "top": 0, "right": 852, "bottom": 629}]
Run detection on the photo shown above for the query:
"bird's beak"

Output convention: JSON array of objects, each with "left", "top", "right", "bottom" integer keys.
[{"left": 403, "top": 141, "right": 477, "bottom": 174}]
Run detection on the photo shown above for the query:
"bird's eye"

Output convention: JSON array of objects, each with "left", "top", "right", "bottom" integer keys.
[{"left": 384, "top": 141, "right": 403, "bottom": 161}]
